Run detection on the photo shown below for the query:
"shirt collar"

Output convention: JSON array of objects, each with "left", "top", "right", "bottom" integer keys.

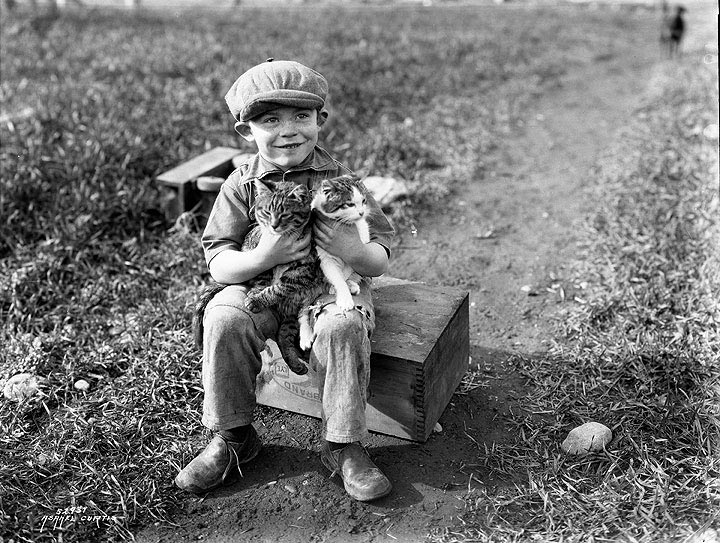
[{"left": 244, "top": 146, "right": 337, "bottom": 180}]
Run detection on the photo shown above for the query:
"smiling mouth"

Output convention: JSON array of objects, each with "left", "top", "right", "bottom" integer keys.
[{"left": 277, "top": 142, "right": 304, "bottom": 149}]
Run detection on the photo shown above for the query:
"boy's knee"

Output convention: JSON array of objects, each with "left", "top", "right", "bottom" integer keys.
[
  {"left": 314, "top": 307, "right": 369, "bottom": 340},
  {"left": 203, "top": 285, "right": 278, "bottom": 342},
  {"left": 204, "top": 304, "right": 256, "bottom": 339}
]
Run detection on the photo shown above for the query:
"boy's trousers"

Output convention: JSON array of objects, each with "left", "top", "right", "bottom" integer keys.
[{"left": 200, "top": 279, "right": 375, "bottom": 443}]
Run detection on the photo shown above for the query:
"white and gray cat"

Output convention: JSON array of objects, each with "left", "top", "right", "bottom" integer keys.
[{"left": 298, "top": 175, "right": 370, "bottom": 350}]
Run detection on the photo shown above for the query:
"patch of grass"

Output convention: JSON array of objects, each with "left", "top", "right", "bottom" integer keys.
[
  {"left": 431, "top": 60, "right": 719, "bottom": 542},
  {"left": 0, "top": 4, "right": 673, "bottom": 541}
]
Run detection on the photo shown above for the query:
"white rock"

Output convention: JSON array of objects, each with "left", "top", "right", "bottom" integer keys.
[
  {"left": 561, "top": 422, "right": 612, "bottom": 455},
  {"left": 361, "top": 176, "right": 409, "bottom": 208},
  {"left": 434, "top": 422, "right": 443, "bottom": 433},
  {"left": 74, "top": 379, "right": 90, "bottom": 391},
  {"left": 3, "top": 373, "right": 40, "bottom": 401}
]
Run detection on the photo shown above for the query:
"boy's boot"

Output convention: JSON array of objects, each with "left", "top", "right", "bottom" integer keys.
[
  {"left": 175, "top": 427, "right": 262, "bottom": 494},
  {"left": 321, "top": 442, "right": 392, "bottom": 501}
]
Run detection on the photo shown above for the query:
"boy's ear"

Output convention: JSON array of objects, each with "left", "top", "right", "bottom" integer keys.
[
  {"left": 317, "top": 109, "right": 328, "bottom": 127},
  {"left": 234, "top": 121, "right": 254, "bottom": 141}
]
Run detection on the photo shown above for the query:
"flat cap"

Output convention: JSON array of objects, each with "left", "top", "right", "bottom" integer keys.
[{"left": 225, "top": 59, "right": 328, "bottom": 122}]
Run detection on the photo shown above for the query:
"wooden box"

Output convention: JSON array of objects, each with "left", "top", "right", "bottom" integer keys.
[
  {"left": 155, "top": 147, "right": 244, "bottom": 222},
  {"left": 255, "top": 280, "right": 469, "bottom": 442}
]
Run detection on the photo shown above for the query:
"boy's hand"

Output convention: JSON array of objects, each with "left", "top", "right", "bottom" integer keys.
[
  {"left": 255, "top": 230, "right": 311, "bottom": 267},
  {"left": 313, "top": 217, "right": 364, "bottom": 263}
]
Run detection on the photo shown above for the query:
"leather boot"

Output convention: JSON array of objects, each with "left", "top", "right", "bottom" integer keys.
[
  {"left": 321, "top": 442, "right": 392, "bottom": 501},
  {"left": 175, "top": 428, "right": 262, "bottom": 494}
]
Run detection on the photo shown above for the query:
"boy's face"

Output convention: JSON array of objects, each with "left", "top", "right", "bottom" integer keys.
[{"left": 240, "top": 106, "right": 322, "bottom": 171}]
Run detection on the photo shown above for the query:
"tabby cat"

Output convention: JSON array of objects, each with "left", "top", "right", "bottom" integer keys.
[
  {"left": 310, "top": 174, "right": 370, "bottom": 313},
  {"left": 193, "top": 179, "right": 325, "bottom": 375}
]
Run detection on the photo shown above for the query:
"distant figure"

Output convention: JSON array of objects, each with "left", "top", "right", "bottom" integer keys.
[{"left": 660, "top": 4, "right": 687, "bottom": 58}]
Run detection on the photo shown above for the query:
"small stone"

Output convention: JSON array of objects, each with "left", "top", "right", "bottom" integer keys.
[
  {"left": 520, "top": 285, "right": 539, "bottom": 296},
  {"left": 561, "top": 422, "right": 612, "bottom": 455},
  {"left": 284, "top": 484, "right": 297, "bottom": 495},
  {"left": 3, "top": 373, "right": 40, "bottom": 401},
  {"left": 434, "top": 422, "right": 443, "bottom": 433},
  {"left": 74, "top": 379, "right": 90, "bottom": 391}
]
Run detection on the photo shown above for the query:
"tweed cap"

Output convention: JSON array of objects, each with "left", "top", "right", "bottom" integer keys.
[{"left": 225, "top": 59, "right": 328, "bottom": 122}]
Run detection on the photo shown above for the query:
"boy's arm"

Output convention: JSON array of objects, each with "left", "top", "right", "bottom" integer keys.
[
  {"left": 208, "top": 229, "right": 312, "bottom": 284},
  {"left": 313, "top": 218, "right": 389, "bottom": 277}
]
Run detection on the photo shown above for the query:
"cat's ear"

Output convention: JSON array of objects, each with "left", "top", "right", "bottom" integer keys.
[
  {"left": 289, "top": 184, "right": 309, "bottom": 201},
  {"left": 255, "top": 179, "right": 275, "bottom": 196},
  {"left": 354, "top": 178, "right": 369, "bottom": 194},
  {"left": 320, "top": 178, "right": 333, "bottom": 195}
]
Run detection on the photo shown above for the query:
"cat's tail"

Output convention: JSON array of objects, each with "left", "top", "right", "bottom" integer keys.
[
  {"left": 276, "top": 317, "right": 309, "bottom": 375},
  {"left": 192, "top": 282, "right": 229, "bottom": 350}
]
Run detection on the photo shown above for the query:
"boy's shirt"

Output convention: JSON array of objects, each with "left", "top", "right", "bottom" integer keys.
[{"left": 202, "top": 145, "right": 395, "bottom": 269}]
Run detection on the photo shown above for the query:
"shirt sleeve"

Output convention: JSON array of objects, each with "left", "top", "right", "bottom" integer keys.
[
  {"left": 359, "top": 181, "right": 395, "bottom": 257},
  {"left": 201, "top": 170, "right": 253, "bottom": 267}
]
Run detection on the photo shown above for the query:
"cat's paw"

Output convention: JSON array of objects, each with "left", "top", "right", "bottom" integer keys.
[
  {"left": 347, "top": 280, "right": 360, "bottom": 295},
  {"left": 335, "top": 293, "right": 355, "bottom": 311},
  {"left": 299, "top": 331, "right": 316, "bottom": 351}
]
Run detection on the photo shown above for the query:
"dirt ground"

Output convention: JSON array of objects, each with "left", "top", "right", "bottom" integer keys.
[{"left": 138, "top": 19, "right": 674, "bottom": 543}]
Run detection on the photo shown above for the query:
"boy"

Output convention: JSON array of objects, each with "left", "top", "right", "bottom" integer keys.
[{"left": 174, "top": 59, "right": 396, "bottom": 502}]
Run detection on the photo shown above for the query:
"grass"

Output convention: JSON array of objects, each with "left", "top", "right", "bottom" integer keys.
[
  {"left": 431, "top": 58, "right": 719, "bottom": 542},
  {"left": 0, "top": 2, "right": 715, "bottom": 542}
]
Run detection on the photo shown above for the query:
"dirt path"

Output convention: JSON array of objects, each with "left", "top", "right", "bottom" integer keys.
[
  {"left": 139, "top": 19, "right": 666, "bottom": 543},
  {"left": 390, "top": 51, "right": 655, "bottom": 357}
]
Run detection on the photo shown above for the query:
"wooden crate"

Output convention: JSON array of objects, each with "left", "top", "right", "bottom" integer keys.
[
  {"left": 155, "top": 147, "right": 244, "bottom": 222},
  {"left": 255, "top": 279, "right": 469, "bottom": 442}
]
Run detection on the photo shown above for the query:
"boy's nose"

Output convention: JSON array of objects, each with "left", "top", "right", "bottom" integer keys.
[{"left": 279, "top": 120, "right": 298, "bottom": 136}]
